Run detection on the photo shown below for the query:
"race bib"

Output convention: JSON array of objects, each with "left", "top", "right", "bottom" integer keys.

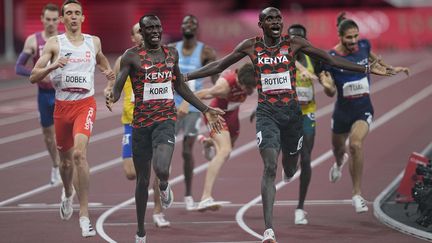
[
  {"left": 261, "top": 71, "right": 292, "bottom": 93},
  {"left": 226, "top": 102, "right": 241, "bottom": 111},
  {"left": 186, "top": 79, "right": 196, "bottom": 92},
  {"left": 143, "top": 82, "right": 173, "bottom": 101},
  {"left": 342, "top": 77, "right": 369, "bottom": 98},
  {"left": 296, "top": 86, "right": 314, "bottom": 103},
  {"left": 61, "top": 72, "right": 92, "bottom": 93}
]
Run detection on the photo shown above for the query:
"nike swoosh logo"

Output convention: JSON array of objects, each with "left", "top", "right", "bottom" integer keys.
[
  {"left": 168, "top": 140, "right": 174, "bottom": 144},
  {"left": 257, "top": 51, "right": 265, "bottom": 56}
]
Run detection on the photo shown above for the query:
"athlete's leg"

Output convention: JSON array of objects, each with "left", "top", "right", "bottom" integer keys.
[
  {"left": 348, "top": 120, "right": 369, "bottom": 196},
  {"left": 182, "top": 135, "right": 196, "bottom": 196},
  {"left": 132, "top": 127, "right": 152, "bottom": 237},
  {"left": 332, "top": 133, "right": 349, "bottom": 166},
  {"left": 297, "top": 132, "right": 314, "bottom": 209},
  {"left": 59, "top": 148, "right": 75, "bottom": 197},
  {"left": 72, "top": 133, "right": 91, "bottom": 218},
  {"left": 260, "top": 148, "right": 279, "bottom": 229},
  {"left": 153, "top": 177, "right": 162, "bottom": 213},
  {"left": 200, "top": 130, "right": 232, "bottom": 200},
  {"left": 122, "top": 124, "right": 136, "bottom": 180},
  {"left": 154, "top": 144, "right": 175, "bottom": 191},
  {"left": 42, "top": 125, "right": 60, "bottom": 168}
]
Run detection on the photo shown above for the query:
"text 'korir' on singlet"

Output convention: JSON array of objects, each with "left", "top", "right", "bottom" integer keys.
[
  {"left": 210, "top": 69, "right": 248, "bottom": 112},
  {"left": 50, "top": 33, "right": 96, "bottom": 101},
  {"left": 34, "top": 32, "right": 54, "bottom": 90},
  {"left": 174, "top": 41, "right": 204, "bottom": 112},
  {"left": 131, "top": 46, "right": 177, "bottom": 128},
  {"left": 252, "top": 35, "right": 297, "bottom": 106}
]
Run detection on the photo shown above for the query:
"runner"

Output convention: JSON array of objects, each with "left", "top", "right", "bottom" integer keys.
[
  {"left": 194, "top": 63, "right": 256, "bottom": 211},
  {"left": 320, "top": 12, "right": 410, "bottom": 213},
  {"left": 15, "top": 3, "right": 61, "bottom": 185},
  {"left": 108, "top": 14, "right": 223, "bottom": 243},
  {"left": 29, "top": 0, "right": 115, "bottom": 238},
  {"left": 169, "top": 15, "right": 218, "bottom": 210},
  {"left": 113, "top": 23, "right": 169, "bottom": 228},
  {"left": 183, "top": 7, "right": 394, "bottom": 243}
]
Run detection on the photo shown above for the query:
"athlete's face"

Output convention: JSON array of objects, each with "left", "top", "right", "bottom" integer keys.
[
  {"left": 259, "top": 9, "right": 283, "bottom": 39},
  {"left": 41, "top": 10, "right": 59, "bottom": 34},
  {"left": 288, "top": 28, "right": 306, "bottom": 39},
  {"left": 61, "top": 3, "right": 84, "bottom": 32},
  {"left": 140, "top": 17, "right": 163, "bottom": 48},
  {"left": 181, "top": 16, "right": 198, "bottom": 39},
  {"left": 131, "top": 23, "right": 142, "bottom": 46},
  {"left": 340, "top": 27, "right": 359, "bottom": 53}
]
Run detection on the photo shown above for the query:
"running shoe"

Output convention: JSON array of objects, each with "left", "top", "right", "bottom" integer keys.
[
  {"left": 79, "top": 216, "right": 97, "bottom": 237},
  {"left": 352, "top": 195, "right": 369, "bottom": 213},
  {"left": 294, "top": 209, "right": 308, "bottom": 225},
  {"left": 135, "top": 235, "right": 146, "bottom": 243},
  {"left": 196, "top": 197, "right": 222, "bottom": 212},
  {"left": 152, "top": 213, "right": 170, "bottom": 228},
  {"left": 329, "top": 153, "right": 348, "bottom": 183},
  {"left": 160, "top": 184, "right": 174, "bottom": 209},
  {"left": 262, "top": 228, "right": 276, "bottom": 243},
  {"left": 50, "top": 167, "right": 61, "bottom": 185},
  {"left": 184, "top": 196, "right": 195, "bottom": 211},
  {"left": 59, "top": 188, "right": 74, "bottom": 220}
]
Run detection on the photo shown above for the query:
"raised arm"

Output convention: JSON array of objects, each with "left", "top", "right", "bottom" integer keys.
[
  {"left": 30, "top": 37, "right": 66, "bottom": 83},
  {"left": 186, "top": 38, "right": 253, "bottom": 81},
  {"left": 15, "top": 34, "right": 36, "bottom": 76}
]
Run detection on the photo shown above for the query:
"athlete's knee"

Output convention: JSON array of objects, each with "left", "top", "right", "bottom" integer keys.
[
  {"left": 43, "top": 134, "right": 55, "bottom": 146},
  {"left": 60, "top": 158, "right": 73, "bottom": 170},
  {"left": 263, "top": 162, "right": 277, "bottom": 178},
  {"left": 218, "top": 146, "right": 232, "bottom": 160},
  {"left": 136, "top": 173, "right": 150, "bottom": 188},
  {"left": 125, "top": 172, "right": 136, "bottom": 180},
  {"left": 349, "top": 141, "right": 362, "bottom": 155},
  {"left": 182, "top": 149, "right": 193, "bottom": 161},
  {"left": 72, "top": 149, "right": 87, "bottom": 166}
]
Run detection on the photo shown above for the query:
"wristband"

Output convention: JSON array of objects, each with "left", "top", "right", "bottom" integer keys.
[
  {"left": 364, "top": 64, "right": 371, "bottom": 74},
  {"left": 202, "top": 106, "right": 209, "bottom": 113}
]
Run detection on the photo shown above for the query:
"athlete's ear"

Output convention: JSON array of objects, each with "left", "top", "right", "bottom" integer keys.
[
  {"left": 258, "top": 21, "right": 263, "bottom": 29},
  {"left": 60, "top": 15, "right": 65, "bottom": 24},
  {"left": 82, "top": 15, "right": 85, "bottom": 23}
]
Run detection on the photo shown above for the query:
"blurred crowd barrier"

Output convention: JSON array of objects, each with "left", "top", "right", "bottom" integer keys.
[{"left": 5, "top": 0, "right": 432, "bottom": 55}]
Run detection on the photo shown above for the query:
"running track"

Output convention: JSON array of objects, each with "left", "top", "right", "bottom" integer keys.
[{"left": 1, "top": 50, "right": 431, "bottom": 243}]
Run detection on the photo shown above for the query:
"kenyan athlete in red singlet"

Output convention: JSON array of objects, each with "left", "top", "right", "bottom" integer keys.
[{"left": 184, "top": 7, "right": 394, "bottom": 243}]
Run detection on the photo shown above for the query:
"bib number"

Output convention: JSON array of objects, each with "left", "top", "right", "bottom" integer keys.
[
  {"left": 296, "top": 86, "right": 313, "bottom": 104},
  {"left": 342, "top": 77, "right": 369, "bottom": 98},
  {"left": 143, "top": 82, "right": 173, "bottom": 101},
  {"left": 261, "top": 71, "right": 292, "bottom": 94},
  {"left": 61, "top": 72, "right": 92, "bottom": 93}
]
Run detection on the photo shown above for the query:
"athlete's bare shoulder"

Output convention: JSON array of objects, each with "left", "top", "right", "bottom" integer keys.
[
  {"left": 166, "top": 45, "right": 179, "bottom": 59},
  {"left": 234, "top": 37, "right": 256, "bottom": 56}
]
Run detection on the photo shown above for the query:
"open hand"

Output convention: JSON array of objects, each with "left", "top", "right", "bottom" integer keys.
[{"left": 204, "top": 107, "right": 225, "bottom": 134}]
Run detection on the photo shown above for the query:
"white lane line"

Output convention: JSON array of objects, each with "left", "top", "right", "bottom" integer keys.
[
  {"left": 235, "top": 81, "right": 432, "bottom": 240},
  {"left": 0, "top": 157, "right": 122, "bottom": 207},
  {"left": 0, "top": 127, "right": 122, "bottom": 170}
]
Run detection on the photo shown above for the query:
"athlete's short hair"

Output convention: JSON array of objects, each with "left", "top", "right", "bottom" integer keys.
[
  {"left": 42, "top": 3, "right": 59, "bottom": 16},
  {"left": 237, "top": 63, "right": 255, "bottom": 87},
  {"left": 139, "top": 14, "right": 160, "bottom": 28},
  {"left": 336, "top": 12, "right": 358, "bottom": 36},
  {"left": 61, "top": 0, "right": 82, "bottom": 16},
  {"left": 288, "top": 24, "right": 307, "bottom": 39}
]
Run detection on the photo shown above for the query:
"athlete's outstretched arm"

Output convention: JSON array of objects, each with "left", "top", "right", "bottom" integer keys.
[
  {"left": 186, "top": 39, "right": 252, "bottom": 81},
  {"left": 195, "top": 77, "right": 230, "bottom": 100},
  {"left": 370, "top": 52, "right": 409, "bottom": 76},
  {"left": 291, "top": 37, "right": 389, "bottom": 76}
]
